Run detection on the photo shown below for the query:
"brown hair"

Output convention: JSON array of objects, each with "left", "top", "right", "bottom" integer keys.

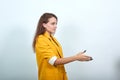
[{"left": 32, "top": 13, "right": 58, "bottom": 52}]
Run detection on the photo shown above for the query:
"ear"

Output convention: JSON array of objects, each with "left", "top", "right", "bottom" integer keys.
[{"left": 43, "top": 23, "right": 47, "bottom": 28}]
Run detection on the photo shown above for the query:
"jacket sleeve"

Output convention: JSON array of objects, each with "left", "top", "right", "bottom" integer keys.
[{"left": 35, "top": 36, "right": 56, "bottom": 61}]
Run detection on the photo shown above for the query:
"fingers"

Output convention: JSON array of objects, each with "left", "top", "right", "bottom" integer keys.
[
  {"left": 83, "top": 56, "right": 93, "bottom": 61},
  {"left": 77, "top": 54, "right": 93, "bottom": 61},
  {"left": 89, "top": 57, "right": 93, "bottom": 60},
  {"left": 76, "top": 50, "right": 93, "bottom": 61}
]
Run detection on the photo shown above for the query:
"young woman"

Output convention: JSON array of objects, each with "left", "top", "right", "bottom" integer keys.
[{"left": 33, "top": 13, "right": 92, "bottom": 80}]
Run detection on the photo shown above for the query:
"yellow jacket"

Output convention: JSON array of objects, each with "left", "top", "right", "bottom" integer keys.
[{"left": 35, "top": 31, "right": 68, "bottom": 80}]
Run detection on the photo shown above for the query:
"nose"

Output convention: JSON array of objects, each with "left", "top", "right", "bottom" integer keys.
[{"left": 55, "top": 25, "right": 57, "bottom": 28}]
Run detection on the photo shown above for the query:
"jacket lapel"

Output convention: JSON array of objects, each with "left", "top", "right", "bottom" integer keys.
[
  {"left": 43, "top": 32, "right": 63, "bottom": 58},
  {"left": 50, "top": 35, "right": 63, "bottom": 58}
]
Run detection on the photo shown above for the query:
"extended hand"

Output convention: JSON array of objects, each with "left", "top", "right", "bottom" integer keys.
[{"left": 75, "top": 51, "right": 93, "bottom": 61}]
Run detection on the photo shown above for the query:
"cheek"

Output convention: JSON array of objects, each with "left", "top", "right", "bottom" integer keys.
[
  {"left": 46, "top": 25, "right": 52, "bottom": 31},
  {"left": 48, "top": 25, "right": 53, "bottom": 29}
]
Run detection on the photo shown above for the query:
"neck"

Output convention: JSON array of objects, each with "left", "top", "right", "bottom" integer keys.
[{"left": 46, "top": 31, "right": 54, "bottom": 36}]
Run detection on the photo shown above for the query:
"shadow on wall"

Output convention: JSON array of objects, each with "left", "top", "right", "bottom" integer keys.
[{"left": 0, "top": 26, "right": 37, "bottom": 80}]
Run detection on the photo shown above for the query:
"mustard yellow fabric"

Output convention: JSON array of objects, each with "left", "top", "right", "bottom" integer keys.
[{"left": 35, "top": 31, "right": 68, "bottom": 80}]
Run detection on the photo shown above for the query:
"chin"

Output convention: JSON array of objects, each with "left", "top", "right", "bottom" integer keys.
[
  {"left": 52, "top": 30, "right": 56, "bottom": 33},
  {"left": 51, "top": 31, "right": 56, "bottom": 35}
]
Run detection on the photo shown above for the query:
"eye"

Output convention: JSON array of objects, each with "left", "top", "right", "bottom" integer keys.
[{"left": 51, "top": 22, "right": 57, "bottom": 25}]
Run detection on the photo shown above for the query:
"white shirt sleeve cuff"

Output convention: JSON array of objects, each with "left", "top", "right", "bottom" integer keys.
[{"left": 49, "top": 56, "right": 57, "bottom": 65}]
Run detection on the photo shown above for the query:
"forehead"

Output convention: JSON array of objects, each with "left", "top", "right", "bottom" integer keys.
[{"left": 48, "top": 17, "right": 57, "bottom": 22}]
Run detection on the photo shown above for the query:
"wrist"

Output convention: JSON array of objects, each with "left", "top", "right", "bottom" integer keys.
[{"left": 73, "top": 55, "right": 79, "bottom": 61}]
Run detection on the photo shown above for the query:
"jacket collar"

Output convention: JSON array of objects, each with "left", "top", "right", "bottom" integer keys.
[{"left": 43, "top": 31, "right": 51, "bottom": 39}]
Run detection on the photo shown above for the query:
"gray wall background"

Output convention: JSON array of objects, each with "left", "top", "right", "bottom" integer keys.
[{"left": 0, "top": 0, "right": 120, "bottom": 80}]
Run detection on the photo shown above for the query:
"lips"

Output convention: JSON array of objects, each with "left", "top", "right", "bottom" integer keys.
[{"left": 53, "top": 28, "right": 56, "bottom": 31}]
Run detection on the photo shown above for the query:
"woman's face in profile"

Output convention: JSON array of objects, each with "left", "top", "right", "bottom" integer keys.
[{"left": 43, "top": 17, "right": 57, "bottom": 34}]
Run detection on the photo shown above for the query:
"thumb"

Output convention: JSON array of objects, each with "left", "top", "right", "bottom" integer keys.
[
  {"left": 80, "top": 50, "right": 86, "bottom": 54},
  {"left": 80, "top": 51, "right": 85, "bottom": 54},
  {"left": 83, "top": 50, "right": 86, "bottom": 53}
]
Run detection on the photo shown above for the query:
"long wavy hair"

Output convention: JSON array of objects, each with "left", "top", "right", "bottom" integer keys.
[{"left": 32, "top": 13, "right": 58, "bottom": 52}]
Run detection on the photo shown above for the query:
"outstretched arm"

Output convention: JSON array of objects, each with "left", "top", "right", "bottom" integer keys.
[{"left": 54, "top": 51, "right": 92, "bottom": 66}]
